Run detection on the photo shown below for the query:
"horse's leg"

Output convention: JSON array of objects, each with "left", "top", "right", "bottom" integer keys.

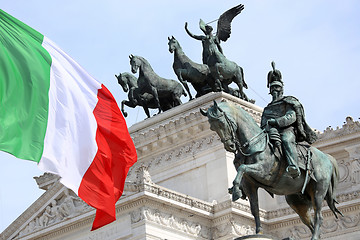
[
  {"left": 150, "top": 86, "right": 161, "bottom": 115},
  {"left": 121, "top": 100, "right": 128, "bottom": 117},
  {"left": 171, "top": 84, "right": 184, "bottom": 107},
  {"left": 210, "top": 65, "right": 223, "bottom": 92},
  {"left": 310, "top": 151, "right": 335, "bottom": 240},
  {"left": 232, "top": 162, "right": 266, "bottom": 201},
  {"left": 222, "top": 81, "right": 230, "bottom": 93},
  {"left": 122, "top": 100, "right": 138, "bottom": 117},
  {"left": 312, "top": 193, "right": 325, "bottom": 240},
  {"left": 243, "top": 183, "right": 263, "bottom": 234},
  {"left": 285, "top": 194, "right": 314, "bottom": 234},
  {"left": 138, "top": 98, "right": 151, "bottom": 118},
  {"left": 192, "top": 83, "right": 204, "bottom": 98},
  {"left": 234, "top": 67, "right": 249, "bottom": 101},
  {"left": 307, "top": 177, "right": 330, "bottom": 240},
  {"left": 173, "top": 93, "right": 182, "bottom": 106},
  {"left": 177, "top": 69, "right": 193, "bottom": 100}
]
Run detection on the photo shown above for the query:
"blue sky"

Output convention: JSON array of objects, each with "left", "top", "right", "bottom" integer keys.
[{"left": 1, "top": 0, "right": 359, "bottom": 232}]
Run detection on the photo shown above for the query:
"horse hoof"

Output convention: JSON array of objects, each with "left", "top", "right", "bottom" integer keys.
[
  {"left": 232, "top": 193, "right": 240, "bottom": 202},
  {"left": 232, "top": 189, "right": 244, "bottom": 202}
]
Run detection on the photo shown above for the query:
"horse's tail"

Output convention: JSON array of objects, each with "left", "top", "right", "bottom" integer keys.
[
  {"left": 325, "top": 154, "right": 344, "bottom": 218},
  {"left": 239, "top": 66, "right": 247, "bottom": 89}
]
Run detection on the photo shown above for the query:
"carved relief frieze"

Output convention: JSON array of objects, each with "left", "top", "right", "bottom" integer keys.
[
  {"left": 276, "top": 224, "right": 311, "bottom": 240},
  {"left": 266, "top": 206, "right": 296, "bottom": 220},
  {"left": 17, "top": 188, "right": 92, "bottom": 238},
  {"left": 274, "top": 210, "right": 360, "bottom": 240},
  {"left": 230, "top": 219, "right": 256, "bottom": 237},
  {"left": 344, "top": 145, "right": 360, "bottom": 185},
  {"left": 130, "top": 206, "right": 211, "bottom": 239},
  {"left": 212, "top": 216, "right": 255, "bottom": 239},
  {"left": 322, "top": 212, "right": 360, "bottom": 234}
]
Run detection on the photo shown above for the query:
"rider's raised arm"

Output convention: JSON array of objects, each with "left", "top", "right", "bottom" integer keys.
[{"left": 185, "top": 22, "right": 204, "bottom": 41}]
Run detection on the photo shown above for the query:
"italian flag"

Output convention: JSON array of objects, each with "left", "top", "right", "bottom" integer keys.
[{"left": 0, "top": 10, "right": 137, "bottom": 230}]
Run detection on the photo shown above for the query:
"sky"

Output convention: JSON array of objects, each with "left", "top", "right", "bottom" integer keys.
[{"left": 1, "top": 0, "right": 359, "bottom": 233}]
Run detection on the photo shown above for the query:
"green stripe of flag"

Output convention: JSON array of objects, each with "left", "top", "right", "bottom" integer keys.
[{"left": 0, "top": 9, "right": 51, "bottom": 162}]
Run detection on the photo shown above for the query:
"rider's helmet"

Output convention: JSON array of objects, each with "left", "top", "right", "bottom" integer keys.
[{"left": 267, "top": 61, "right": 283, "bottom": 90}]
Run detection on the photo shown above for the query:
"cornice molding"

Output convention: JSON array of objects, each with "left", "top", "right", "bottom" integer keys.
[
  {"left": 316, "top": 116, "right": 360, "bottom": 143},
  {"left": 126, "top": 132, "right": 223, "bottom": 182}
]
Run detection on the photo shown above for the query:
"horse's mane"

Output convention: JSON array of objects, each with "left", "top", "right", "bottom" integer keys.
[
  {"left": 121, "top": 72, "right": 137, "bottom": 86},
  {"left": 122, "top": 72, "right": 136, "bottom": 79},
  {"left": 133, "top": 55, "right": 157, "bottom": 75},
  {"left": 170, "top": 37, "right": 182, "bottom": 50},
  {"left": 209, "top": 101, "right": 259, "bottom": 129}
]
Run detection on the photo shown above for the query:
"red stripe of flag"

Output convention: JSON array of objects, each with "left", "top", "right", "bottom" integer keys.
[{"left": 78, "top": 84, "right": 137, "bottom": 230}]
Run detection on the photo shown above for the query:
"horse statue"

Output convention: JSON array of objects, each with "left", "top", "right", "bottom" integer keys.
[
  {"left": 200, "top": 100, "right": 343, "bottom": 240},
  {"left": 168, "top": 36, "right": 215, "bottom": 99},
  {"left": 115, "top": 72, "right": 174, "bottom": 118},
  {"left": 129, "top": 55, "right": 187, "bottom": 115}
]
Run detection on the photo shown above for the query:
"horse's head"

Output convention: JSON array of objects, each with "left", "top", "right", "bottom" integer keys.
[
  {"left": 168, "top": 36, "right": 179, "bottom": 54},
  {"left": 115, "top": 73, "right": 128, "bottom": 92},
  {"left": 200, "top": 101, "right": 237, "bottom": 153},
  {"left": 129, "top": 54, "right": 141, "bottom": 74}
]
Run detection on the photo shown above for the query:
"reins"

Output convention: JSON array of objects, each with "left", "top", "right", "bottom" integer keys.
[{"left": 220, "top": 109, "right": 268, "bottom": 157}]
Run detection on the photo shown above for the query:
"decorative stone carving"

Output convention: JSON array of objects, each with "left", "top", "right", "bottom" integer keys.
[
  {"left": 231, "top": 220, "right": 255, "bottom": 236},
  {"left": 17, "top": 188, "right": 91, "bottom": 237},
  {"left": 317, "top": 116, "right": 360, "bottom": 141},
  {"left": 280, "top": 225, "right": 311, "bottom": 239},
  {"left": 212, "top": 218, "right": 255, "bottom": 238},
  {"left": 135, "top": 164, "right": 154, "bottom": 185},
  {"left": 350, "top": 159, "right": 360, "bottom": 184},
  {"left": 33, "top": 172, "right": 60, "bottom": 190},
  {"left": 344, "top": 146, "right": 360, "bottom": 184},
  {"left": 130, "top": 207, "right": 210, "bottom": 238}
]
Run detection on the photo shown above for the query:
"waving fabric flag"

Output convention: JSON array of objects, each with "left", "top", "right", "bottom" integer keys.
[{"left": 0, "top": 9, "right": 137, "bottom": 230}]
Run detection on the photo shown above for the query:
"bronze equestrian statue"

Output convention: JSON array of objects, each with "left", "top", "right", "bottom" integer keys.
[
  {"left": 129, "top": 55, "right": 187, "bottom": 117},
  {"left": 200, "top": 63, "right": 343, "bottom": 240},
  {"left": 115, "top": 72, "right": 175, "bottom": 118},
  {"left": 168, "top": 36, "right": 214, "bottom": 99}
]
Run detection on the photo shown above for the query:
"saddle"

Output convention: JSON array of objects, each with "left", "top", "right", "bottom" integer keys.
[
  {"left": 297, "top": 143, "right": 317, "bottom": 182},
  {"left": 270, "top": 142, "right": 317, "bottom": 183}
]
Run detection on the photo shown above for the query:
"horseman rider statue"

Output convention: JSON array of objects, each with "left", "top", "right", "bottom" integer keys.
[{"left": 261, "top": 61, "right": 318, "bottom": 178}]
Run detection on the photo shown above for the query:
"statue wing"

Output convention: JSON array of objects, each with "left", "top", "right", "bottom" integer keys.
[{"left": 216, "top": 4, "right": 244, "bottom": 42}]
